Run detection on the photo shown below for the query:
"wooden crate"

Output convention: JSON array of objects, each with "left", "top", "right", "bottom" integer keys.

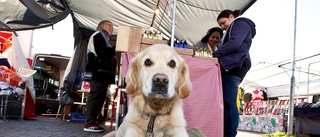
[
  {"left": 140, "top": 37, "right": 193, "bottom": 56},
  {"left": 194, "top": 56, "right": 219, "bottom": 63},
  {"left": 173, "top": 47, "right": 194, "bottom": 56},
  {"left": 141, "top": 37, "right": 168, "bottom": 45},
  {"left": 140, "top": 37, "right": 168, "bottom": 51}
]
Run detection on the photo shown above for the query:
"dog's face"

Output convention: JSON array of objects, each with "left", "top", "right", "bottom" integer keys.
[{"left": 125, "top": 44, "right": 191, "bottom": 99}]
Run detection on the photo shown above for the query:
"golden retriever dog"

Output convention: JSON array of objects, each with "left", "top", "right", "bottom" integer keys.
[{"left": 104, "top": 44, "right": 192, "bottom": 137}]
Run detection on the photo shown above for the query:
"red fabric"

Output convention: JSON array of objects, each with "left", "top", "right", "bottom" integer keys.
[
  {"left": 26, "top": 58, "right": 33, "bottom": 68},
  {"left": 121, "top": 52, "right": 224, "bottom": 137},
  {"left": 110, "top": 85, "right": 123, "bottom": 131},
  {"left": 24, "top": 88, "right": 37, "bottom": 119}
]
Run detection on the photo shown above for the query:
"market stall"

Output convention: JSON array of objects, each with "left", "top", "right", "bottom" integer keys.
[
  {"left": 294, "top": 102, "right": 320, "bottom": 135},
  {"left": 115, "top": 25, "right": 224, "bottom": 137}
]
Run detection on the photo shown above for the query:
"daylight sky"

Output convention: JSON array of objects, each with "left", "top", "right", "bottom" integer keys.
[{"left": 243, "top": 0, "right": 320, "bottom": 66}]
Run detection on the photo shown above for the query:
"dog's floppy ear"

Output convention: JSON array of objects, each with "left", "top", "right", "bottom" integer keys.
[
  {"left": 125, "top": 55, "right": 140, "bottom": 94},
  {"left": 177, "top": 59, "right": 192, "bottom": 99}
]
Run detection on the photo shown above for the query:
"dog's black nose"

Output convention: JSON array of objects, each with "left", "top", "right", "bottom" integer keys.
[
  {"left": 153, "top": 74, "right": 169, "bottom": 84},
  {"left": 151, "top": 74, "right": 168, "bottom": 95}
]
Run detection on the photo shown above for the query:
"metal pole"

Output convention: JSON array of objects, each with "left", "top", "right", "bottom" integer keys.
[
  {"left": 170, "top": 0, "right": 177, "bottom": 48},
  {"left": 307, "top": 63, "right": 310, "bottom": 102},
  {"left": 287, "top": 0, "right": 298, "bottom": 135}
]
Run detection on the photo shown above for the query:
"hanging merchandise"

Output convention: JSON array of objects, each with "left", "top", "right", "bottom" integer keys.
[
  {"left": 251, "top": 89, "right": 264, "bottom": 102},
  {"left": 237, "top": 87, "right": 244, "bottom": 114},
  {"left": 143, "top": 27, "right": 163, "bottom": 40}
]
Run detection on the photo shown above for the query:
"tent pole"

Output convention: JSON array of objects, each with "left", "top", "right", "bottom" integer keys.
[
  {"left": 170, "top": 0, "right": 177, "bottom": 48},
  {"left": 307, "top": 60, "right": 320, "bottom": 102},
  {"left": 307, "top": 63, "right": 310, "bottom": 102},
  {"left": 287, "top": 0, "right": 298, "bottom": 135}
]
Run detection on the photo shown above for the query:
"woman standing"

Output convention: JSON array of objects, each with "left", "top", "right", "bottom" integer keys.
[{"left": 213, "top": 9, "right": 256, "bottom": 137}]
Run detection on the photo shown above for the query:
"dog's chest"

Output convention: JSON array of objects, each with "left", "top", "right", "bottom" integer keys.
[{"left": 134, "top": 115, "right": 171, "bottom": 136}]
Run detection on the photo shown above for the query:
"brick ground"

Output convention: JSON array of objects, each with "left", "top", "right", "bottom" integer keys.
[{"left": 0, "top": 116, "right": 112, "bottom": 137}]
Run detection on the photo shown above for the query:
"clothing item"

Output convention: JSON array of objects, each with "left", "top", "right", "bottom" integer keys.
[
  {"left": 220, "top": 57, "right": 251, "bottom": 81},
  {"left": 86, "top": 30, "right": 116, "bottom": 83},
  {"left": 194, "top": 42, "right": 217, "bottom": 53},
  {"left": 213, "top": 17, "right": 256, "bottom": 72},
  {"left": 222, "top": 75, "right": 241, "bottom": 137},
  {"left": 83, "top": 125, "right": 104, "bottom": 132},
  {"left": 0, "top": 58, "right": 10, "bottom": 69},
  {"left": 84, "top": 80, "right": 109, "bottom": 127}
]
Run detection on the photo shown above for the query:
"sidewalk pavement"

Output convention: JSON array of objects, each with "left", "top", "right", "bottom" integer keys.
[
  {"left": 0, "top": 116, "right": 263, "bottom": 137},
  {"left": 237, "top": 130, "right": 263, "bottom": 137}
]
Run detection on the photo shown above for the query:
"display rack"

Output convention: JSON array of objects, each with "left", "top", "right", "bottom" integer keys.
[
  {"left": 238, "top": 100, "right": 290, "bottom": 133},
  {"left": 33, "top": 66, "right": 59, "bottom": 99},
  {"left": 5, "top": 94, "right": 25, "bottom": 120},
  {"left": 0, "top": 94, "right": 8, "bottom": 120}
]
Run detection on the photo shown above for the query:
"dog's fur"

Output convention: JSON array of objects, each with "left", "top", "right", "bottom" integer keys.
[{"left": 103, "top": 44, "right": 192, "bottom": 137}]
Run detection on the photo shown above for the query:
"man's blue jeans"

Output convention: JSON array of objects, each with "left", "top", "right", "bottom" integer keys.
[{"left": 222, "top": 75, "right": 241, "bottom": 137}]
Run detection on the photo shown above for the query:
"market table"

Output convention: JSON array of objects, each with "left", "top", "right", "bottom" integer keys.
[
  {"left": 120, "top": 52, "right": 224, "bottom": 137},
  {"left": 294, "top": 107, "right": 320, "bottom": 135}
]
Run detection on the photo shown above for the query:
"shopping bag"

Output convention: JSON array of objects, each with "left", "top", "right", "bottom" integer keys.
[{"left": 60, "top": 91, "right": 74, "bottom": 105}]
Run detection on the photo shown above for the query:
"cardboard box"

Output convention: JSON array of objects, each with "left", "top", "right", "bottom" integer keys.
[
  {"left": 69, "top": 112, "right": 85, "bottom": 123},
  {"left": 116, "top": 25, "right": 143, "bottom": 53},
  {"left": 115, "top": 25, "right": 196, "bottom": 57},
  {"left": 44, "top": 65, "right": 53, "bottom": 71}
]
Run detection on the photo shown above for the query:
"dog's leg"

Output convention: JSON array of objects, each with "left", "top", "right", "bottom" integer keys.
[{"left": 172, "top": 129, "right": 189, "bottom": 137}]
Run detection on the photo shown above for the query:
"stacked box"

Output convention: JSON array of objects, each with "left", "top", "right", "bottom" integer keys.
[{"left": 44, "top": 65, "right": 53, "bottom": 71}]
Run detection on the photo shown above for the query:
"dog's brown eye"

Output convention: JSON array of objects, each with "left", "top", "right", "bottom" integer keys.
[
  {"left": 144, "top": 59, "right": 153, "bottom": 67},
  {"left": 168, "top": 60, "right": 176, "bottom": 68}
]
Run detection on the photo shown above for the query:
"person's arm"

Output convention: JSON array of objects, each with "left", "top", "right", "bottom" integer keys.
[{"left": 212, "top": 20, "right": 251, "bottom": 57}]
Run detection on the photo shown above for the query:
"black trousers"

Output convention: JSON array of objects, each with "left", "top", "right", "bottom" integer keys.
[{"left": 84, "top": 80, "right": 109, "bottom": 126}]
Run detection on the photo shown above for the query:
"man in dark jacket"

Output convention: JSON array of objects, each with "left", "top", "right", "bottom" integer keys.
[{"left": 84, "top": 20, "right": 115, "bottom": 132}]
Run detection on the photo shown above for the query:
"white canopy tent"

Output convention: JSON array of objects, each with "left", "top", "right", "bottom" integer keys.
[{"left": 240, "top": 0, "right": 320, "bottom": 99}]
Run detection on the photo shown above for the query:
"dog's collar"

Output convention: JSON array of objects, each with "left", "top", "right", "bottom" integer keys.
[{"left": 146, "top": 113, "right": 158, "bottom": 137}]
